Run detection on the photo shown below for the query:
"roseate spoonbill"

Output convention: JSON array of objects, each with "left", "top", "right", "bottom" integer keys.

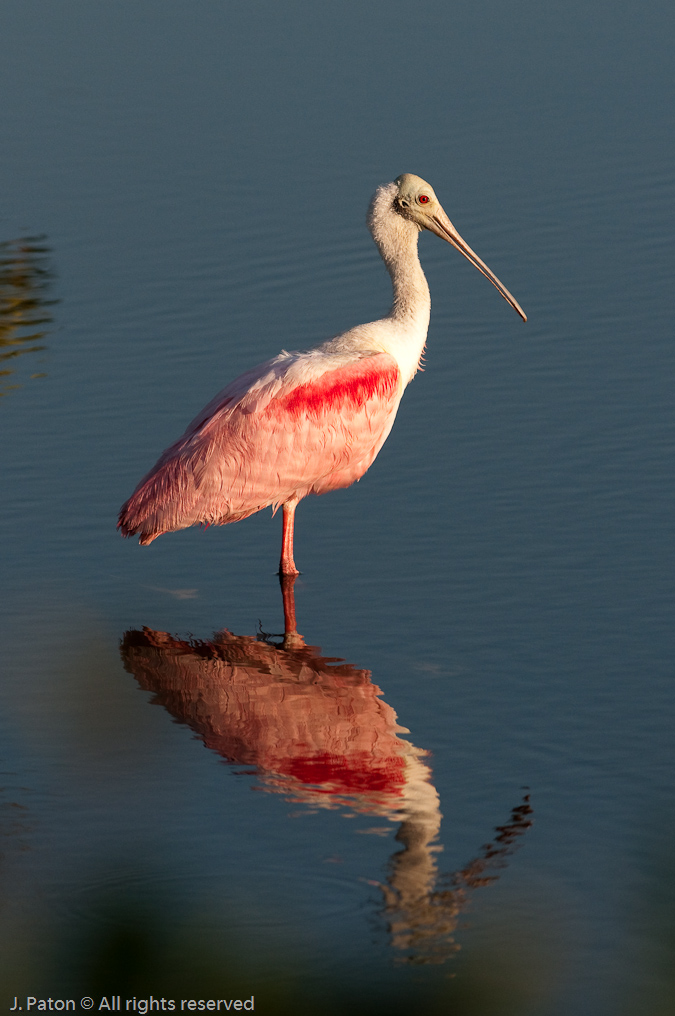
[{"left": 118, "top": 174, "right": 526, "bottom": 573}]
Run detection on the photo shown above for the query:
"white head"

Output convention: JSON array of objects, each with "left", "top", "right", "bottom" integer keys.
[{"left": 372, "top": 174, "right": 527, "bottom": 322}]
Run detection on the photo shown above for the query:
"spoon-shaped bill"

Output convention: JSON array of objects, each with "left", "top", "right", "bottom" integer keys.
[{"left": 428, "top": 209, "right": 527, "bottom": 322}]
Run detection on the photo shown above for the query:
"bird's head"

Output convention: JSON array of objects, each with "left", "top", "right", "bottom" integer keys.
[
  {"left": 394, "top": 173, "right": 444, "bottom": 227},
  {"left": 393, "top": 173, "right": 527, "bottom": 322}
]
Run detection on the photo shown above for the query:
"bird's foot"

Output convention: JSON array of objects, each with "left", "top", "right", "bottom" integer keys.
[{"left": 278, "top": 563, "right": 300, "bottom": 577}]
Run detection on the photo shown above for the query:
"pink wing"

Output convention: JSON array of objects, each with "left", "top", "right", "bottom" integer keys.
[{"left": 119, "top": 351, "right": 402, "bottom": 544}]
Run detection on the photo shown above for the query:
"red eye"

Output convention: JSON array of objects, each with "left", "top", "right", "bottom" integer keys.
[{"left": 418, "top": 194, "right": 430, "bottom": 204}]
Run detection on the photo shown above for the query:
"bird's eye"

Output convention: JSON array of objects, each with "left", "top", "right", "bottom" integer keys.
[{"left": 418, "top": 194, "right": 430, "bottom": 204}]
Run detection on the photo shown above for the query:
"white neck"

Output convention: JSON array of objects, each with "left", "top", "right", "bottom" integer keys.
[
  {"left": 319, "top": 182, "right": 432, "bottom": 387},
  {"left": 367, "top": 182, "right": 431, "bottom": 326},
  {"left": 365, "top": 182, "right": 431, "bottom": 384}
]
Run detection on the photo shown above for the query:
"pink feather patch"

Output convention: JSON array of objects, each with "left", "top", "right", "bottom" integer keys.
[{"left": 277, "top": 357, "right": 400, "bottom": 419}]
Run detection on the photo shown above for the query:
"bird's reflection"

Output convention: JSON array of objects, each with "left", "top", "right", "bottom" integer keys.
[
  {"left": 0, "top": 236, "right": 57, "bottom": 397},
  {"left": 121, "top": 577, "right": 532, "bottom": 963}
]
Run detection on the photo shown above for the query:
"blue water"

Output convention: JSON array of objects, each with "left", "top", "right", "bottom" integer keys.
[{"left": 1, "top": 1, "right": 674, "bottom": 1012}]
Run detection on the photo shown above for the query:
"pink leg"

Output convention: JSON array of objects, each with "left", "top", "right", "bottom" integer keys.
[
  {"left": 280, "top": 497, "right": 300, "bottom": 576},
  {"left": 279, "top": 572, "right": 305, "bottom": 649}
]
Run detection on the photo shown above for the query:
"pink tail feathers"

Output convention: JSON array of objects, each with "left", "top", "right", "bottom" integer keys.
[
  {"left": 118, "top": 453, "right": 202, "bottom": 545},
  {"left": 118, "top": 452, "right": 262, "bottom": 545},
  {"left": 118, "top": 488, "right": 164, "bottom": 545}
]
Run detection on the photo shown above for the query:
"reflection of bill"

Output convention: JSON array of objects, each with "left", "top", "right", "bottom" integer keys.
[{"left": 121, "top": 576, "right": 532, "bottom": 963}]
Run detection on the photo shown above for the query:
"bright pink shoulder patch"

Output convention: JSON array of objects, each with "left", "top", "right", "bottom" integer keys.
[{"left": 278, "top": 355, "right": 400, "bottom": 418}]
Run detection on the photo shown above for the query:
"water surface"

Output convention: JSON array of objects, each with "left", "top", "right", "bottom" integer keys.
[{"left": 1, "top": 1, "right": 674, "bottom": 1012}]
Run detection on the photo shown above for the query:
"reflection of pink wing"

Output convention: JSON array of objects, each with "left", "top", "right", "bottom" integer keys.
[
  {"left": 122, "top": 628, "right": 422, "bottom": 815},
  {"left": 119, "top": 352, "right": 401, "bottom": 544},
  {"left": 121, "top": 625, "right": 533, "bottom": 965}
]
